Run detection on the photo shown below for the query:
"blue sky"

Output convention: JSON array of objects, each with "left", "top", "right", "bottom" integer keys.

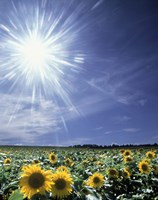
[{"left": 0, "top": 0, "right": 158, "bottom": 146}]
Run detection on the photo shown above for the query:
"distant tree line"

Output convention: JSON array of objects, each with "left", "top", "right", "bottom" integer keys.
[{"left": 70, "top": 143, "right": 158, "bottom": 149}]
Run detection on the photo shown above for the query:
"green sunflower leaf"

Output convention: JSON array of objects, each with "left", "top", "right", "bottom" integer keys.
[{"left": 8, "top": 189, "right": 23, "bottom": 200}]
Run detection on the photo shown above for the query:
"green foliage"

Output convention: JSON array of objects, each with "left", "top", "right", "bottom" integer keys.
[
  {"left": 0, "top": 146, "right": 158, "bottom": 199},
  {"left": 8, "top": 189, "right": 23, "bottom": 200}
]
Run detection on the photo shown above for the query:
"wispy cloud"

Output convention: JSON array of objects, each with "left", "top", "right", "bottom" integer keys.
[
  {"left": 73, "top": 93, "right": 114, "bottom": 118},
  {"left": 95, "top": 126, "right": 104, "bottom": 131},
  {"left": 91, "top": 0, "right": 104, "bottom": 10},
  {"left": 86, "top": 52, "right": 151, "bottom": 107},
  {"left": 104, "top": 131, "right": 112, "bottom": 135},
  {"left": 123, "top": 128, "right": 140, "bottom": 133},
  {"left": 0, "top": 90, "right": 114, "bottom": 145},
  {"left": 87, "top": 74, "right": 147, "bottom": 107},
  {"left": 103, "top": 128, "right": 140, "bottom": 135},
  {"left": 151, "top": 135, "right": 158, "bottom": 140},
  {"left": 114, "top": 115, "right": 131, "bottom": 123},
  {"left": 0, "top": 93, "right": 64, "bottom": 144},
  {"left": 138, "top": 99, "right": 147, "bottom": 106}
]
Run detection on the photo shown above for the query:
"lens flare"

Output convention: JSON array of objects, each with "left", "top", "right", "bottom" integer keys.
[
  {"left": 19, "top": 35, "right": 50, "bottom": 72},
  {"left": 0, "top": 0, "right": 85, "bottom": 105}
]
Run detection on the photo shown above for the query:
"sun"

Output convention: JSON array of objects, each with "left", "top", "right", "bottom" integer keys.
[
  {"left": 19, "top": 35, "right": 50, "bottom": 72},
  {"left": 0, "top": 0, "right": 85, "bottom": 106},
  {"left": 14, "top": 32, "right": 52, "bottom": 82}
]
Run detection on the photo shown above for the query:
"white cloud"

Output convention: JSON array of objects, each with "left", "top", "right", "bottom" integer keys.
[
  {"left": 123, "top": 128, "right": 140, "bottom": 133},
  {"left": 72, "top": 93, "right": 114, "bottom": 118},
  {"left": 91, "top": 0, "right": 104, "bottom": 10},
  {"left": 0, "top": 90, "right": 113, "bottom": 145},
  {"left": 87, "top": 73, "right": 147, "bottom": 107},
  {"left": 61, "top": 137, "right": 91, "bottom": 146},
  {"left": 116, "top": 92, "right": 143, "bottom": 106},
  {"left": 138, "top": 99, "right": 147, "bottom": 106},
  {"left": 104, "top": 131, "right": 112, "bottom": 135},
  {"left": 0, "top": 93, "right": 64, "bottom": 144},
  {"left": 103, "top": 128, "right": 141, "bottom": 135},
  {"left": 152, "top": 135, "right": 158, "bottom": 140},
  {"left": 95, "top": 126, "right": 104, "bottom": 131},
  {"left": 114, "top": 115, "right": 131, "bottom": 122}
]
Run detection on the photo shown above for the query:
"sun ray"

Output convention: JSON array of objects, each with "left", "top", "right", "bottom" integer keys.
[{"left": 0, "top": 0, "right": 85, "bottom": 107}]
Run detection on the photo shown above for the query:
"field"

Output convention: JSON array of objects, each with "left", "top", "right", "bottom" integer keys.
[{"left": 0, "top": 146, "right": 158, "bottom": 200}]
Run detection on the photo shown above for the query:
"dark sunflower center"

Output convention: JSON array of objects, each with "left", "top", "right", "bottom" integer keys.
[
  {"left": 148, "top": 154, "right": 153, "bottom": 159},
  {"left": 51, "top": 155, "right": 56, "bottom": 160},
  {"left": 142, "top": 164, "right": 148, "bottom": 171},
  {"left": 55, "top": 178, "right": 66, "bottom": 190},
  {"left": 123, "top": 172, "right": 128, "bottom": 177},
  {"left": 110, "top": 170, "right": 116, "bottom": 175},
  {"left": 34, "top": 160, "right": 40, "bottom": 163},
  {"left": 6, "top": 160, "right": 11, "bottom": 164},
  {"left": 93, "top": 177, "right": 100, "bottom": 184},
  {"left": 125, "top": 152, "right": 130, "bottom": 156},
  {"left": 126, "top": 157, "right": 132, "bottom": 162},
  {"left": 28, "top": 173, "right": 45, "bottom": 189}
]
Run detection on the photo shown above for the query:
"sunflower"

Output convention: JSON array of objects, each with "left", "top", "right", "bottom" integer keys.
[
  {"left": 146, "top": 151, "right": 155, "bottom": 160},
  {"left": 33, "top": 159, "right": 40, "bottom": 164},
  {"left": 138, "top": 148, "right": 144, "bottom": 152},
  {"left": 122, "top": 169, "right": 131, "bottom": 179},
  {"left": 120, "top": 149, "right": 125, "bottom": 154},
  {"left": 123, "top": 150, "right": 132, "bottom": 157},
  {"left": 141, "top": 158, "right": 150, "bottom": 164},
  {"left": 49, "top": 152, "right": 57, "bottom": 164},
  {"left": 152, "top": 165, "right": 158, "bottom": 175},
  {"left": 138, "top": 160, "right": 151, "bottom": 174},
  {"left": 56, "top": 166, "right": 69, "bottom": 173},
  {"left": 3, "top": 158, "right": 11, "bottom": 164},
  {"left": 123, "top": 156, "right": 133, "bottom": 163},
  {"left": 107, "top": 168, "right": 119, "bottom": 179},
  {"left": 51, "top": 171, "right": 73, "bottom": 199},
  {"left": 87, "top": 172, "right": 104, "bottom": 189},
  {"left": 20, "top": 165, "right": 28, "bottom": 171},
  {"left": 65, "top": 158, "right": 74, "bottom": 167},
  {"left": 96, "top": 161, "right": 103, "bottom": 166},
  {"left": 20, "top": 164, "right": 53, "bottom": 199}
]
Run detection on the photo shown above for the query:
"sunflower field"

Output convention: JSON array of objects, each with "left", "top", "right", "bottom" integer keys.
[{"left": 0, "top": 146, "right": 158, "bottom": 200}]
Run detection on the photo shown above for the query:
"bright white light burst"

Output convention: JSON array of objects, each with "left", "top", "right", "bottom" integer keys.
[
  {"left": 19, "top": 35, "right": 50, "bottom": 73},
  {"left": 0, "top": 0, "right": 85, "bottom": 105},
  {"left": 13, "top": 31, "right": 55, "bottom": 86}
]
